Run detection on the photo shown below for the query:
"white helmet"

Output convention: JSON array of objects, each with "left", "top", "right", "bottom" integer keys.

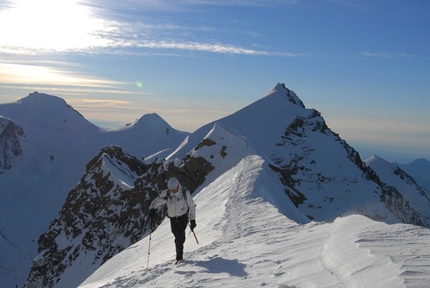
[{"left": 167, "top": 177, "right": 180, "bottom": 190}]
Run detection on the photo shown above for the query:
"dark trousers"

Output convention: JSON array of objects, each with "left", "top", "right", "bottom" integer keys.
[{"left": 170, "top": 215, "right": 188, "bottom": 260}]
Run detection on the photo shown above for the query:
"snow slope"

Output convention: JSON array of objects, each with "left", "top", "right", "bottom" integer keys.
[{"left": 80, "top": 154, "right": 430, "bottom": 288}]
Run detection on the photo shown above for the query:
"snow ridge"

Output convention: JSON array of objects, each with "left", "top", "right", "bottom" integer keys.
[{"left": 79, "top": 156, "right": 430, "bottom": 288}]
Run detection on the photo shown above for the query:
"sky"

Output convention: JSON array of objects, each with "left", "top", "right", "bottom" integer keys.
[{"left": 0, "top": 0, "right": 429, "bottom": 163}]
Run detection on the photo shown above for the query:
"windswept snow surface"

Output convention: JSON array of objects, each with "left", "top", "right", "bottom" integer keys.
[{"left": 80, "top": 155, "right": 430, "bottom": 288}]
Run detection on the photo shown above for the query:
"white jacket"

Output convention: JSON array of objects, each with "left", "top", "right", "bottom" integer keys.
[{"left": 150, "top": 185, "right": 196, "bottom": 220}]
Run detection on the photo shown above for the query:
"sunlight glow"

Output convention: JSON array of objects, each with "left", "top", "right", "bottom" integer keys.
[
  {"left": 0, "top": 0, "right": 270, "bottom": 55},
  {"left": 0, "top": 62, "right": 123, "bottom": 87},
  {"left": 0, "top": 0, "right": 112, "bottom": 52}
]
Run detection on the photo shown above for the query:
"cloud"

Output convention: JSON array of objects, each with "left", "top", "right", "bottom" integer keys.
[
  {"left": 0, "top": 62, "right": 125, "bottom": 87},
  {"left": 134, "top": 41, "right": 268, "bottom": 55},
  {"left": 0, "top": 60, "right": 137, "bottom": 100},
  {"left": 360, "top": 52, "right": 415, "bottom": 58},
  {"left": 0, "top": 0, "right": 282, "bottom": 56},
  {"left": 175, "top": 0, "right": 299, "bottom": 7},
  {"left": 0, "top": 84, "right": 141, "bottom": 97},
  {"left": 85, "top": 0, "right": 298, "bottom": 11},
  {"left": 67, "top": 98, "right": 132, "bottom": 109}
]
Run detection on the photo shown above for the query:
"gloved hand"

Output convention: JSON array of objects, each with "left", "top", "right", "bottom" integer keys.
[
  {"left": 190, "top": 220, "right": 196, "bottom": 231},
  {"left": 149, "top": 209, "right": 156, "bottom": 220}
]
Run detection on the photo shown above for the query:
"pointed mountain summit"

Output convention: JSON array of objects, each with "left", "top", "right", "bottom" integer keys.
[
  {"left": 127, "top": 113, "right": 170, "bottom": 130},
  {"left": 166, "top": 82, "right": 311, "bottom": 161},
  {"left": 123, "top": 112, "right": 188, "bottom": 142},
  {"left": 167, "top": 83, "right": 429, "bottom": 226},
  {"left": 115, "top": 113, "right": 189, "bottom": 159},
  {"left": 263, "top": 82, "right": 305, "bottom": 108}
]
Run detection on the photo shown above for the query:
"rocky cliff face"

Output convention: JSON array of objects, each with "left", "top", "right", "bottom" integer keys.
[
  {"left": 24, "top": 144, "right": 214, "bottom": 288},
  {"left": 365, "top": 155, "right": 430, "bottom": 226},
  {"left": 0, "top": 116, "right": 24, "bottom": 172},
  {"left": 265, "top": 108, "right": 429, "bottom": 226},
  {"left": 24, "top": 146, "right": 150, "bottom": 288}
]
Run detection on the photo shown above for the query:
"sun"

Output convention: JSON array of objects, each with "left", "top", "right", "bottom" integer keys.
[{"left": 0, "top": 0, "right": 109, "bottom": 52}]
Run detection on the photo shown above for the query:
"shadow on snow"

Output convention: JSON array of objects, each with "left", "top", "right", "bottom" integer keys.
[{"left": 177, "top": 256, "right": 248, "bottom": 277}]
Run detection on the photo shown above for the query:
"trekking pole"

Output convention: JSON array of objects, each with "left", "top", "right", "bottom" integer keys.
[
  {"left": 189, "top": 224, "right": 199, "bottom": 244},
  {"left": 146, "top": 232, "right": 152, "bottom": 270}
]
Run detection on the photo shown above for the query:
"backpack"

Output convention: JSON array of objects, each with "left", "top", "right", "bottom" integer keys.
[
  {"left": 181, "top": 186, "right": 188, "bottom": 202},
  {"left": 164, "top": 186, "right": 188, "bottom": 202}
]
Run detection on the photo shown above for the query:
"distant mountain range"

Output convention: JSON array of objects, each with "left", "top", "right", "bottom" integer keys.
[
  {"left": 1, "top": 85, "right": 429, "bottom": 288},
  {"left": 393, "top": 158, "right": 430, "bottom": 191}
]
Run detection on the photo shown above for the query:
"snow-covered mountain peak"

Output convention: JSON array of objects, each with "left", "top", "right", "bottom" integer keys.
[
  {"left": 16, "top": 92, "right": 83, "bottom": 120},
  {"left": 365, "top": 155, "right": 393, "bottom": 170},
  {"left": 163, "top": 84, "right": 311, "bottom": 162},
  {"left": 402, "top": 158, "right": 430, "bottom": 171},
  {"left": 410, "top": 158, "right": 429, "bottom": 164},
  {"left": 223, "top": 84, "right": 312, "bottom": 140},
  {"left": 264, "top": 83, "right": 305, "bottom": 108},
  {"left": 0, "top": 92, "right": 99, "bottom": 134},
  {"left": 18, "top": 92, "right": 70, "bottom": 108},
  {"left": 126, "top": 113, "right": 171, "bottom": 132}
]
